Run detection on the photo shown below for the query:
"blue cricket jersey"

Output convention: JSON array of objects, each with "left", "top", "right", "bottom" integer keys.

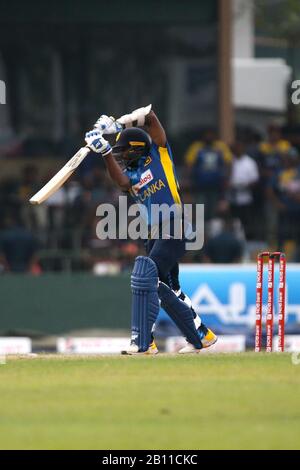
[{"left": 125, "top": 142, "right": 182, "bottom": 227}]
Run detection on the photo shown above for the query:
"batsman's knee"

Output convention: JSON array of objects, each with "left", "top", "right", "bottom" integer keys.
[{"left": 131, "top": 256, "right": 159, "bottom": 291}]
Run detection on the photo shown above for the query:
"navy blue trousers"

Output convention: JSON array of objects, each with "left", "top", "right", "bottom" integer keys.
[{"left": 145, "top": 237, "right": 186, "bottom": 291}]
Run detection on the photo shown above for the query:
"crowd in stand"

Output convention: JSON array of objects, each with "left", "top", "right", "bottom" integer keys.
[
  {"left": 1, "top": 123, "right": 300, "bottom": 273},
  {"left": 182, "top": 123, "right": 300, "bottom": 263}
]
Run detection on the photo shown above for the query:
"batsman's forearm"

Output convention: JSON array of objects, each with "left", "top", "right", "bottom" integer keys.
[{"left": 103, "top": 152, "right": 131, "bottom": 191}]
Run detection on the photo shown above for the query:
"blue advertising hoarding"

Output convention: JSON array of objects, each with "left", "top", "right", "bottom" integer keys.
[{"left": 157, "top": 264, "right": 300, "bottom": 334}]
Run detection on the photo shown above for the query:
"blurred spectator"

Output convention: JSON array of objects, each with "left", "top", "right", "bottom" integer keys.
[
  {"left": 207, "top": 201, "right": 246, "bottom": 244},
  {"left": 0, "top": 128, "right": 23, "bottom": 158},
  {"left": 44, "top": 184, "right": 68, "bottom": 244},
  {"left": 43, "top": 178, "right": 82, "bottom": 249},
  {"left": 258, "top": 124, "right": 293, "bottom": 244},
  {"left": 204, "top": 216, "right": 243, "bottom": 264},
  {"left": 18, "top": 165, "right": 40, "bottom": 202},
  {"left": 0, "top": 176, "right": 20, "bottom": 224},
  {"left": 17, "top": 164, "right": 48, "bottom": 232},
  {"left": 184, "top": 128, "right": 232, "bottom": 220},
  {"left": 0, "top": 216, "right": 39, "bottom": 272},
  {"left": 236, "top": 127, "right": 262, "bottom": 160},
  {"left": 229, "top": 140, "right": 259, "bottom": 239},
  {"left": 267, "top": 149, "right": 300, "bottom": 249},
  {"left": 258, "top": 124, "right": 291, "bottom": 180}
]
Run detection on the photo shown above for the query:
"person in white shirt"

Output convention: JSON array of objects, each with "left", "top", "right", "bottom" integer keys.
[{"left": 229, "top": 140, "right": 259, "bottom": 238}]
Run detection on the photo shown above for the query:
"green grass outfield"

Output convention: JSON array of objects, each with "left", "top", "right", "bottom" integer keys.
[{"left": 0, "top": 353, "right": 300, "bottom": 450}]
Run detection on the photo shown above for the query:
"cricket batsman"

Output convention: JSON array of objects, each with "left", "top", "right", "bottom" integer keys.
[{"left": 84, "top": 105, "right": 217, "bottom": 354}]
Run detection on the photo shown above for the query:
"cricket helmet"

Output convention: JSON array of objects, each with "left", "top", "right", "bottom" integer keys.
[{"left": 112, "top": 127, "right": 152, "bottom": 166}]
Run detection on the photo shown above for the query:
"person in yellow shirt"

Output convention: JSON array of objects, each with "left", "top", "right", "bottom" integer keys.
[
  {"left": 258, "top": 124, "right": 292, "bottom": 244},
  {"left": 258, "top": 124, "right": 291, "bottom": 180},
  {"left": 184, "top": 128, "right": 232, "bottom": 220}
]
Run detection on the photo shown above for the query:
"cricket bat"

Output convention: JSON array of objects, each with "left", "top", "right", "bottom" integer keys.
[
  {"left": 29, "top": 146, "right": 91, "bottom": 205},
  {"left": 29, "top": 105, "right": 151, "bottom": 205}
]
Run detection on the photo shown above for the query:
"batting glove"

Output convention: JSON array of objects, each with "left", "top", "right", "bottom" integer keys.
[
  {"left": 85, "top": 130, "right": 112, "bottom": 156},
  {"left": 94, "top": 115, "right": 123, "bottom": 135}
]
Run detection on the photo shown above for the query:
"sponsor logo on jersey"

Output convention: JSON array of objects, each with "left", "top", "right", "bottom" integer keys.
[
  {"left": 140, "top": 169, "right": 153, "bottom": 188},
  {"left": 132, "top": 169, "right": 154, "bottom": 192}
]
